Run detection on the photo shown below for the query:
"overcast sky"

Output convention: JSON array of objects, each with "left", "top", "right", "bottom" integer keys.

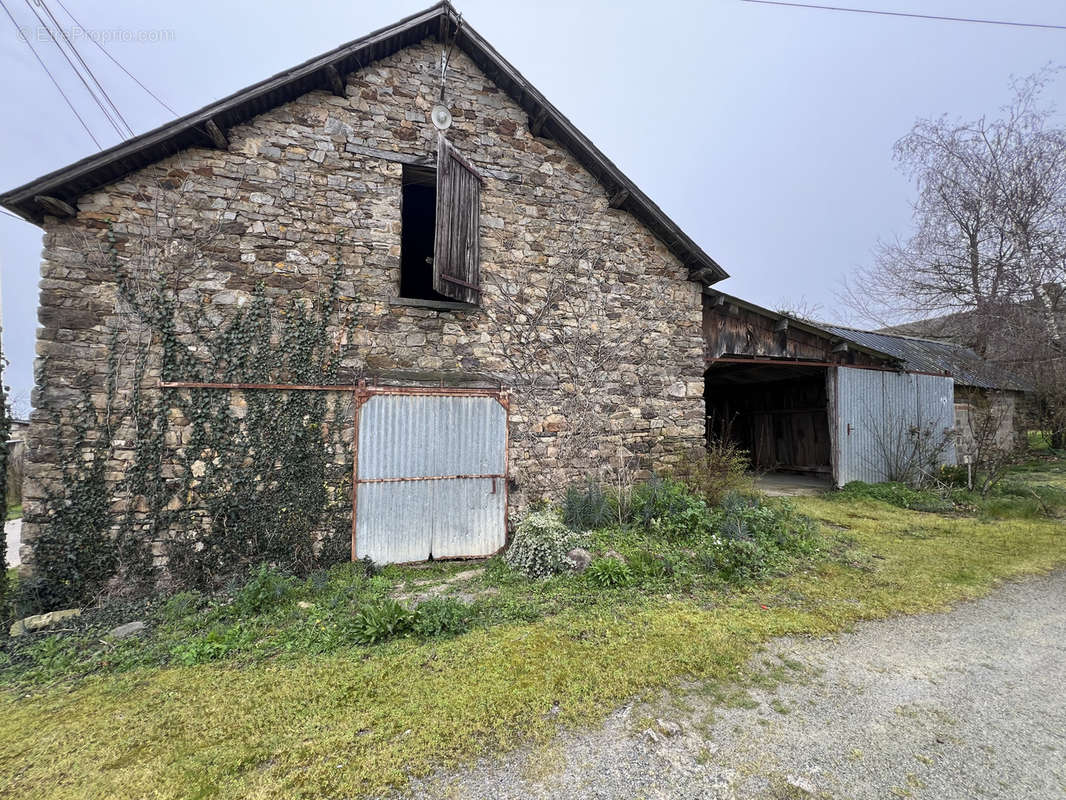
[{"left": 1, "top": 0, "right": 1064, "bottom": 415}]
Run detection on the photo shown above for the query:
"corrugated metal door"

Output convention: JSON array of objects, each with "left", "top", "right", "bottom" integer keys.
[
  {"left": 833, "top": 367, "right": 886, "bottom": 485},
  {"left": 354, "top": 392, "right": 507, "bottom": 563},
  {"left": 833, "top": 367, "right": 955, "bottom": 485},
  {"left": 915, "top": 374, "right": 957, "bottom": 465}
]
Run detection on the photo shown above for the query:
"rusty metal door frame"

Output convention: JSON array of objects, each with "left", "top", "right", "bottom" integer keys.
[{"left": 350, "top": 381, "right": 510, "bottom": 562}]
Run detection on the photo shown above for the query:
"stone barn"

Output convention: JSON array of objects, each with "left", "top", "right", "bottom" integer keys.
[{"left": 0, "top": 3, "right": 726, "bottom": 593}]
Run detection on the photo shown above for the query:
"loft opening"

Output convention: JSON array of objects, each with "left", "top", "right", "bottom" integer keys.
[
  {"left": 399, "top": 165, "right": 448, "bottom": 302},
  {"left": 397, "top": 137, "right": 484, "bottom": 306}
]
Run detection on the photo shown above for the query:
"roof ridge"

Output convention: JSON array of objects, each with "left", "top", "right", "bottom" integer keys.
[{"left": 0, "top": 2, "right": 727, "bottom": 283}]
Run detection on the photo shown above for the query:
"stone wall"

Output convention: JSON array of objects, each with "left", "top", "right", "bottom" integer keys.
[
  {"left": 21, "top": 39, "right": 706, "bottom": 576},
  {"left": 954, "top": 389, "right": 1022, "bottom": 458}
]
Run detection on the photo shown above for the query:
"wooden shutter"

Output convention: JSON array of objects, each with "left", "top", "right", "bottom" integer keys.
[{"left": 434, "top": 134, "right": 483, "bottom": 304}]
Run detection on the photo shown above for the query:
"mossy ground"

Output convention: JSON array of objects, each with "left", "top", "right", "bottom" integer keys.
[{"left": 1, "top": 474, "right": 1064, "bottom": 799}]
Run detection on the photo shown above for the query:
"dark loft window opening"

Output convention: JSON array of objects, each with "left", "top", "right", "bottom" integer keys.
[{"left": 400, "top": 165, "right": 450, "bottom": 302}]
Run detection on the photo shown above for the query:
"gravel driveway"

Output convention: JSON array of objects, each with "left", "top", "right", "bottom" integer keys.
[{"left": 411, "top": 571, "right": 1066, "bottom": 799}]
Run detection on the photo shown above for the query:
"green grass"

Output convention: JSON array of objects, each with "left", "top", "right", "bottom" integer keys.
[
  {"left": 5, "top": 504, "right": 20, "bottom": 521},
  {"left": 831, "top": 459, "right": 1066, "bottom": 520},
  {"left": 1, "top": 491, "right": 1065, "bottom": 798}
]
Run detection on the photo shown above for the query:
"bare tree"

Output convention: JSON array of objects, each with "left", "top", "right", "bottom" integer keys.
[
  {"left": 844, "top": 69, "right": 1066, "bottom": 445},
  {"left": 774, "top": 296, "right": 824, "bottom": 324}
]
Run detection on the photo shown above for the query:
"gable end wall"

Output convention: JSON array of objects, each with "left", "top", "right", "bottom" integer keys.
[{"left": 21, "top": 40, "right": 706, "bottom": 573}]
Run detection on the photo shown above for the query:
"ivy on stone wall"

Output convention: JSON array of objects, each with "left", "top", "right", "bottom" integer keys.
[
  {"left": 26, "top": 226, "right": 359, "bottom": 609},
  {"left": 20, "top": 375, "right": 116, "bottom": 612},
  {"left": 163, "top": 274, "right": 355, "bottom": 589}
]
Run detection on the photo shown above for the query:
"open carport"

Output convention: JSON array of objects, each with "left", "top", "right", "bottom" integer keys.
[{"left": 703, "top": 292, "right": 959, "bottom": 486}]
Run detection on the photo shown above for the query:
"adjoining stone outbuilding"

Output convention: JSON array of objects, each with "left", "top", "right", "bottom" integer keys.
[{"left": 0, "top": 3, "right": 725, "bottom": 592}]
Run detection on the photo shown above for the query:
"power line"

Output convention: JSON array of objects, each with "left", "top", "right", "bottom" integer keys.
[
  {"left": 20, "top": 0, "right": 128, "bottom": 138},
  {"left": 0, "top": 0, "right": 102, "bottom": 147},
  {"left": 35, "top": 0, "right": 135, "bottom": 136},
  {"left": 739, "top": 0, "right": 1066, "bottom": 31},
  {"left": 53, "top": 0, "right": 177, "bottom": 117}
]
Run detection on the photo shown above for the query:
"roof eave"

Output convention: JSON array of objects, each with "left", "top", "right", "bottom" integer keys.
[
  {"left": 704, "top": 289, "right": 902, "bottom": 365},
  {"left": 0, "top": 1, "right": 726, "bottom": 284}
]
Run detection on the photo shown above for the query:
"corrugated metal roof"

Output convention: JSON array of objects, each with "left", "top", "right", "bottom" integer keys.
[
  {"left": 705, "top": 289, "right": 1027, "bottom": 390},
  {"left": 821, "top": 326, "right": 1028, "bottom": 391}
]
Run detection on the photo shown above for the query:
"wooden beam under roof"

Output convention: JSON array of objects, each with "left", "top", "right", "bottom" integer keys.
[
  {"left": 33, "top": 195, "right": 76, "bottom": 218},
  {"left": 324, "top": 64, "right": 346, "bottom": 96},
  {"left": 607, "top": 187, "right": 629, "bottom": 209},
  {"left": 204, "top": 119, "right": 229, "bottom": 150},
  {"left": 528, "top": 107, "right": 549, "bottom": 138}
]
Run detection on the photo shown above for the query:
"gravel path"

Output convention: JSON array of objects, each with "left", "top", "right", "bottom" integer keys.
[{"left": 410, "top": 571, "right": 1066, "bottom": 799}]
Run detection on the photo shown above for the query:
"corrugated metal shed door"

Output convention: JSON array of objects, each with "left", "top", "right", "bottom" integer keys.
[
  {"left": 833, "top": 367, "right": 955, "bottom": 485},
  {"left": 834, "top": 367, "right": 886, "bottom": 484},
  {"left": 354, "top": 393, "right": 506, "bottom": 563},
  {"left": 915, "top": 373, "right": 957, "bottom": 465}
]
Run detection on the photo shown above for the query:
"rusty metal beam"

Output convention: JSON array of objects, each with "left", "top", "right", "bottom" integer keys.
[
  {"left": 706, "top": 357, "right": 949, "bottom": 378},
  {"left": 357, "top": 472, "right": 505, "bottom": 485},
  {"left": 161, "top": 381, "right": 359, "bottom": 391}
]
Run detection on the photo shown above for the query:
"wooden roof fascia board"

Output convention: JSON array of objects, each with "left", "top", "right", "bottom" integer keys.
[
  {"left": 704, "top": 289, "right": 901, "bottom": 365},
  {"left": 0, "top": 3, "right": 442, "bottom": 222}
]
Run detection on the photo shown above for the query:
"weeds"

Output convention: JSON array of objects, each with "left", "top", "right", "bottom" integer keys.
[
  {"left": 231, "top": 565, "right": 295, "bottom": 616},
  {"left": 585, "top": 558, "right": 634, "bottom": 588},
  {"left": 835, "top": 473, "right": 1066, "bottom": 519},
  {"left": 411, "top": 597, "right": 472, "bottom": 639},
  {"left": 349, "top": 599, "right": 414, "bottom": 645},
  {"left": 833, "top": 482, "right": 953, "bottom": 513}
]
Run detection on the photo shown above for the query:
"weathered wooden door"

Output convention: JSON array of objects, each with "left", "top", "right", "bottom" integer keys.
[{"left": 353, "top": 390, "right": 507, "bottom": 563}]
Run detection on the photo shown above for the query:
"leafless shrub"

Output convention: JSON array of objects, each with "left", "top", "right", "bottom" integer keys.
[
  {"left": 664, "top": 442, "right": 750, "bottom": 505},
  {"left": 867, "top": 414, "right": 956, "bottom": 488}
]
